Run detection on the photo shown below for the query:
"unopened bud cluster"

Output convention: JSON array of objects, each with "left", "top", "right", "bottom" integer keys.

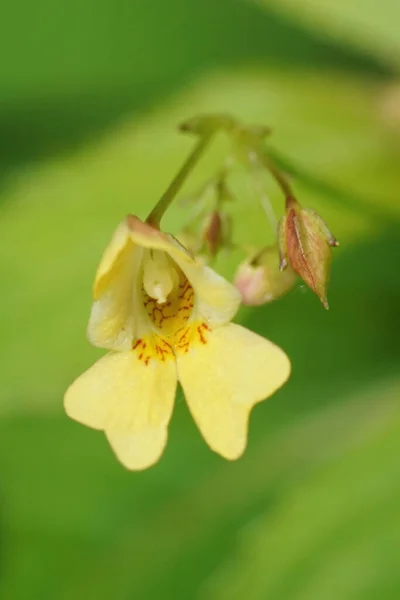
[{"left": 174, "top": 114, "right": 339, "bottom": 309}]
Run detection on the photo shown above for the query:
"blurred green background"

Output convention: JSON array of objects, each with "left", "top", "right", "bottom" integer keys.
[{"left": 1, "top": 1, "right": 399, "bottom": 598}]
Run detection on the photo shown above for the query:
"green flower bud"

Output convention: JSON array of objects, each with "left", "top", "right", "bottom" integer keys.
[
  {"left": 203, "top": 210, "right": 223, "bottom": 256},
  {"left": 279, "top": 198, "right": 339, "bottom": 309}
]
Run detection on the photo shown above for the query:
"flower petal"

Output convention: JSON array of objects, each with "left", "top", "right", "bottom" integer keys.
[
  {"left": 177, "top": 323, "right": 290, "bottom": 460},
  {"left": 105, "top": 428, "right": 168, "bottom": 471},
  {"left": 175, "top": 260, "right": 241, "bottom": 328},
  {"left": 88, "top": 220, "right": 144, "bottom": 351},
  {"left": 64, "top": 351, "right": 177, "bottom": 470}
]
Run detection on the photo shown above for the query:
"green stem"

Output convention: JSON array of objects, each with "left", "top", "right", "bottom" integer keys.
[
  {"left": 248, "top": 161, "right": 278, "bottom": 232},
  {"left": 253, "top": 143, "right": 294, "bottom": 201},
  {"left": 146, "top": 132, "right": 214, "bottom": 226},
  {"left": 233, "top": 129, "right": 295, "bottom": 230}
]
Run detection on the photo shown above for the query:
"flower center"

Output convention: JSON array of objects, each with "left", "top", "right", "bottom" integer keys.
[
  {"left": 142, "top": 250, "right": 178, "bottom": 304},
  {"left": 141, "top": 250, "right": 194, "bottom": 337}
]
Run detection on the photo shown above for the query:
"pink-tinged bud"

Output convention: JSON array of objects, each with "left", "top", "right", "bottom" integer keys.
[
  {"left": 234, "top": 246, "right": 297, "bottom": 306},
  {"left": 279, "top": 198, "right": 339, "bottom": 309}
]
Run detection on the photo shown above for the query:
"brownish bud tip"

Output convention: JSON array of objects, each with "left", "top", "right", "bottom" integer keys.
[
  {"left": 203, "top": 210, "right": 223, "bottom": 256},
  {"left": 285, "top": 196, "right": 299, "bottom": 211}
]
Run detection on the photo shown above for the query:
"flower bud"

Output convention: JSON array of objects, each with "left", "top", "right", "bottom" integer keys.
[
  {"left": 279, "top": 198, "right": 339, "bottom": 309},
  {"left": 203, "top": 210, "right": 226, "bottom": 257},
  {"left": 234, "top": 246, "right": 297, "bottom": 306}
]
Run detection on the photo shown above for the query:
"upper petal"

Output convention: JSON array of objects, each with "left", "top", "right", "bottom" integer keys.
[
  {"left": 177, "top": 323, "right": 290, "bottom": 460},
  {"left": 64, "top": 351, "right": 177, "bottom": 470}
]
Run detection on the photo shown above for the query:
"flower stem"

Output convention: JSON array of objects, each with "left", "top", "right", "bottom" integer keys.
[
  {"left": 146, "top": 132, "right": 214, "bottom": 227},
  {"left": 247, "top": 158, "right": 278, "bottom": 232},
  {"left": 253, "top": 144, "right": 294, "bottom": 202},
  {"left": 233, "top": 125, "right": 295, "bottom": 228}
]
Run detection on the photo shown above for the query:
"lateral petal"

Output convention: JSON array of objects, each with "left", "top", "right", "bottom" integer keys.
[
  {"left": 64, "top": 350, "right": 177, "bottom": 470},
  {"left": 177, "top": 323, "right": 290, "bottom": 459}
]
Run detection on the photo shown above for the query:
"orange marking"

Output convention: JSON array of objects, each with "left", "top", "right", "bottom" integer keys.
[
  {"left": 197, "top": 324, "right": 208, "bottom": 344},
  {"left": 161, "top": 339, "right": 173, "bottom": 352},
  {"left": 179, "top": 305, "right": 192, "bottom": 311},
  {"left": 132, "top": 339, "right": 142, "bottom": 350},
  {"left": 175, "top": 326, "right": 191, "bottom": 353},
  {"left": 155, "top": 344, "right": 166, "bottom": 362},
  {"left": 177, "top": 328, "right": 190, "bottom": 344}
]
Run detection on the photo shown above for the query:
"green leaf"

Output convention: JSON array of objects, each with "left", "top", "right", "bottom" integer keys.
[
  {"left": 203, "top": 380, "right": 400, "bottom": 600},
  {"left": 257, "top": 0, "right": 400, "bottom": 71}
]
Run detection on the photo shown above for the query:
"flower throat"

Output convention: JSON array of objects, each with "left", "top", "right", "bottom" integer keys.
[{"left": 141, "top": 250, "right": 194, "bottom": 337}]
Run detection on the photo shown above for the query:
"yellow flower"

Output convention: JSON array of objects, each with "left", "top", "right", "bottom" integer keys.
[{"left": 64, "top": 215, "right": 291, "bottom": 470}]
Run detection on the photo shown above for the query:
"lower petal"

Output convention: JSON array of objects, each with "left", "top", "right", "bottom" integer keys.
[
  {"left": 64, "top": 351, "right": 177, "bottom": 470},
  {"left": 106, "top": 428, "right": 168, "bottom": 471},
  {"left": 176, "top": 323, "right": 290, "bottom": 460}
]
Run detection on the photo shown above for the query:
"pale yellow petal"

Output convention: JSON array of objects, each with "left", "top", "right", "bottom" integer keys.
[
  {"left": 88, "top": 219, "right": 145, "bottom": 351},
  {"left": 173, "top": 259, "right": 241, "bottom": 328},
  {"left": 64, "top": 351, "right": 177, "bottom": 470},
  {"left": 105, "top": 428, "right": 167, "bottom": 471},
  {"left": 93, "top": 219, "right": 136, "bottom": 297},
  {"left": 177, "top": 323, "right": 290, "bottom": 460},
  {"left": 127, "top": 215, "right": 241, "bottom": 327}
]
